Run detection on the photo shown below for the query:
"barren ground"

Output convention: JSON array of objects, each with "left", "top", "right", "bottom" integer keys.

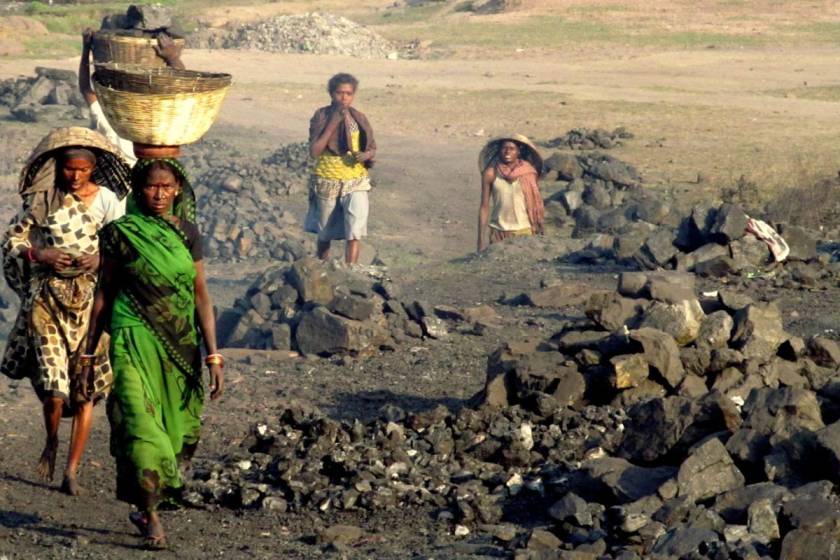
[{"left": 2, "top": 0, "right": 840, "bottom": 558}]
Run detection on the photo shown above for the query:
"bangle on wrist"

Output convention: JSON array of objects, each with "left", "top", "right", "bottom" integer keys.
[
  {"left": 205, "top": 353, "right": 224, "bottom": 367},
  {"left": 26, "top": 248, "right": 37, "bottom": 263}
]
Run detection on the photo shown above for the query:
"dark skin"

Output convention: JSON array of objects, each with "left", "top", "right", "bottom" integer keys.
[
  {"left": 477, "top": 141, "right": 521, "bottom": 252},
  {"left": 82, "top": 166, "right": 223, "bottom": 546},
  {"left": 309, "top": 82, "right": 370, "bottom": 264},
  {"left": 79, "top": 29, "right": 185, "bottom": 106},
  {"left": 32, "top": 157, "right": 104, "bottom": 495}
]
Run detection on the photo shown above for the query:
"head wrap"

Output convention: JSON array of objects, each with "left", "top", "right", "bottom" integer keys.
[
  {"left": 129, "top": 158, "right": 196, "bottom": 223},
  {"left": 61, "top": 148, "right": 97, "bottom": 164},
  {"left": 19, "top": 127, "right": 131, "bottom": 225}
]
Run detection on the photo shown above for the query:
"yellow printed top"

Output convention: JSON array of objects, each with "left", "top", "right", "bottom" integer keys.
[{"left": 314, "top": 125, "right": 369, "bottom": 180}]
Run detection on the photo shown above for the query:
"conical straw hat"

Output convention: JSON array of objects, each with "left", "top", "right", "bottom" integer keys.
[{"left": 478, "top": 133, "right": 544, "bottom": 176}]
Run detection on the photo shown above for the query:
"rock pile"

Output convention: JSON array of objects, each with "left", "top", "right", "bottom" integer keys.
[
  {"left": 180, "top": 139, "right": 313, "bottom": 261},
  {"left": 218, "top": 256, "right": 477, "bottom": 354},
  {"left": 539, "top": 150, "right": 664, "bottom": 238},
  {"left": 542, "top": 127, "right": 633, "bottom": 150},
  {"left": 189, "top": 13, "right": 398, "bottom": 59},
  {"left": 194, "top": 272, "right": 840, "bottom": 558},
  {"left": 0, "top": 67, "right": 86, "bottom": 123}
]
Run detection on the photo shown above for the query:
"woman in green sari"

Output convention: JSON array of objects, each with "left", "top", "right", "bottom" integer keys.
[{"left": 82, "top": 158, "right": 223, "bottom": 548}]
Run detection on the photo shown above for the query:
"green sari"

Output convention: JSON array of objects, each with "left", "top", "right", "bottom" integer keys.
[{"left": 100, "top": 159, "right": 202, "bottom": 511}]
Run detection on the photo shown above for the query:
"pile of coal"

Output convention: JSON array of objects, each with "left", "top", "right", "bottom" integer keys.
[
  {"left": 189, "top": 13, "right": 398, "bottom": 59},
  {"left": 0, "top": 67, "right": 86, "bottom": 123},
  {"left": 180, "top": 139, "right": 313, "bottom": 261},
  {"left": 217, "top": 257, "right": 476, "bottom": 355},
  {"left": 99, "top": 4, "right": 183, "bottom": 36},
  {"left": 194, "top": 272, "right": 840, "bottom": 558},
  {"left": 542, "top": 127, "right": 633, "bottom": 150}
]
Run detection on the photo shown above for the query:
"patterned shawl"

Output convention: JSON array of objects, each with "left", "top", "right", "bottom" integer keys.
[{"left": 496, "top": 159, "right": 545, "bottom": 233}]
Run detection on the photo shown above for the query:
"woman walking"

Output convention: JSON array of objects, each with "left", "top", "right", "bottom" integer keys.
[
  {"left": 82, "top": 158, "right": 223, "bottom": 549},
  {"left": 477, "top": 134, "right": 545, "bottom": 252},
  {"left": 306, "top": 72, "right": 377, "bottom": 264},
  {"left": 0, "top": 127, "right": 131, "bottom": 495}
]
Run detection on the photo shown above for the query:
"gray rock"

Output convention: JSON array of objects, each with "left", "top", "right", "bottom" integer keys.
[
  {"left": 617, "top": 272, "right": 648, "bottom": 298},
  {"left": 681, "top": 242, "right": 729, "bottom": 273},
  {"left": 638, "top": 229, "right": 678, "bottom": 268},
  {"left": 747, "top": 498, "right": 779, "bottom": 544},
  {"left": 696, "top": 310, "right": 734, "bottom": 350},
  {"left": 779, "top": 529, "right": 840, "bottom": 560},
  {"left": 548, "top": 492, "right": 592, "bottom": 526},
  {"left": 713, "top": 482, "right": 792, "bottom": 523},
  {"left": 629, "top": 328, "right": 685, "bottom": 388},
  {"left": 295, "top": 307, "right": 384, "bottom": 356},
  {"left": 581, "top": 457, "right": 677, "bottom": 503},
  {"left": 730, "top": 235, "right": 771, "bottom": 270},
  {"left": 639, "top": 300, "right": 705, "bottom": 346},
  {"left": 778, "top": 223, "right": 818, "bottom": 262},
  {"left": 652, "top": 527, "right": 721, "bottom": 556},
  {"left": 781, "top": 497, "right": 840, "bottom": 535},
  {"left": 731, "top": 302, "right": 787, "bottom": 360},
  {"left": 808, "top": 336, "right": 840, "bottom": 367},
  {"left": 695, "top": 254, "right": 738, "bottom": 277},
  {"left": 711, "top": 203, "right": 749, "bottom": 243},
  {"left": 545, "top": 152, "right": 583, "bottom": 180},
  {"left": 677, "top": 438, "right": 745, "bottom": 501},
  {"left": 585, "top": 292, "right": 644, "bottom": 331},
  {"left": 610, "top": 354, "right": 649, "bottom": 390},
  {"left": 742, "top": 387, "right": 824, "bottom": 436},
  {"left": 289, "top": 257, "right": 334, "bottom": 305},
  {"left": 329, "top": 293, "right": 375, "bottom": 321}
]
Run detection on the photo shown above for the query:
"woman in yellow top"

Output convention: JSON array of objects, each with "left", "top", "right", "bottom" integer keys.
[
  {"left": 306, "top": 73, "right": 377, "bottom": 264},
  {"left": 477, "top": 134, "right": 545, "bottom": 252}
]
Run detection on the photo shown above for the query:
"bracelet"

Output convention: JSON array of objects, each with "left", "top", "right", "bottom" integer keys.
[
  {"left": 205, "top": 353, "right": 224, "bottom": 367},
  {"left": 78, "top": 355, "right": 96, "bottom": 367},
  {"left": 26, "top": 248, "right": 37, "bottom": 263}
]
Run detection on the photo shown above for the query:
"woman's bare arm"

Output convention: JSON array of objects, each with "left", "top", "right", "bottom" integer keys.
[
  {"left": 309, "top": 108, "right": 344, "bottom": 159},
  {"left": 477, "top": 167, "right": 494, "bottom": 252},
  {"left": 84, "top": 258, "right": 118, "bottom": 355},
  {"left": 194, "top": 260, "right": 224, "bottom": 400}
]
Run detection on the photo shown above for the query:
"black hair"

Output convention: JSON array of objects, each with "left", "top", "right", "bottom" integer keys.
[{"left": 327, "top": 73, "right": 359, "bottom": 95}]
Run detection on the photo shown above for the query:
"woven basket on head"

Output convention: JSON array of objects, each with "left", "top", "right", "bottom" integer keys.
[
  {"left": 478, "top": 134, "right": 544, "bottom": 176},
  {"left": 94, "top": 63, "right": 231, "bottom": 95},
  {"left": 92, "top": 65, "right": 232, "bottom": 146},
  {"left": 92, "top": 31, "right": 185, "bottom": 67}
]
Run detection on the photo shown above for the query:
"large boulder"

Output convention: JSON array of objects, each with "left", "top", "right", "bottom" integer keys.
[
  {"left": 676, "top": 438, "right": 745, "bottom": 501},
  {"left": 731, "top": 302, "right": 787, "bottom": 361},
  {"left": 295, "top": 306, "right": 386, "bottom": 355},
  {"left": 629, "top": 328, "right": 685, "bottom": 388}
]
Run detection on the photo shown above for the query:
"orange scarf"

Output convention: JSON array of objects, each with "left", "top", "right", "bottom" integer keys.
[{"left": 496, "top": 160, "right": 544, "bottom": 233}]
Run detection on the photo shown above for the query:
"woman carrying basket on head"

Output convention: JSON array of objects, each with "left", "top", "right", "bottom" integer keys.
[
  {"left": 0, "top": 127, "right": 131, "bottom": 495},
  {"left": 82, "top": 158, "right": 223, "bottom": 549},
  {"left": 477, "top": 134, "right": 545, "bottom": 252}
]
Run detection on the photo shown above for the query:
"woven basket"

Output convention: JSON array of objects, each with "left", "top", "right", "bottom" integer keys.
[
  {"left": 94, "top": 63, "right": 231, "bottom": 95},
  {"left": 92, "top": 82, "right": 231, "bottom": 145},
  {"left": 92, "top": 32, "right": 185, "bottom": 67}
]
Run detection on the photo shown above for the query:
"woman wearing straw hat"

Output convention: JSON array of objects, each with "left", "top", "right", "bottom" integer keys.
[
  {"left": 1, "top": 127, "right": 131, "bottom": 495},
  {"left": 477, "top": 134, "right": 545, "bottom": 252},
  {"left": 306, "top": 72, "right": 377, "bottom": 264}
]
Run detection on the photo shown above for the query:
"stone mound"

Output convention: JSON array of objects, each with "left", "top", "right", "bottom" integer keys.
[
  {"left": 189, "top": 12, "right": 397, "bottom": 59},
  {"left": 191, "top": 273, "right": 840, "bottom": 557},
  {"left": 218, "top": 257, "right": 479, "bottom": 355},
  {"left": 542, "top": 127, "right": 633, "bottom": 151},
  {"left": 180, "top": 139, "right": 313, "bottom": 261},
  {"left": 0, "top": 67, "right": 87, "bottom": 123}
]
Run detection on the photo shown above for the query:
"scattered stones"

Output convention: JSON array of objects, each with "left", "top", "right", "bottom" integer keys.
[
  {"left": 180, "top": 138, "right": 314, "bottom": 261},
  {"left": 1, "top": 67, "right": 86, "bottom": 123},
  {"left": 189, "top": 13, "right": 397, "bottom": 59},
  {"left": 542, "top": 127, "right": 633, "bottom": 151},
  {"left": 220, "top": 257, "right": 464, "bottom": 355}
]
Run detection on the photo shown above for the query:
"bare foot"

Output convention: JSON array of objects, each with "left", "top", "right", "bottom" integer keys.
[
  {"left": 144, "top": 512, "right": 167, "bottom": 550},
  {"left": 36, "top": 438, "right": 58, "bottom": 482},
  {"left": 60, "top": 473, "right": 83, "bottom": 496}
]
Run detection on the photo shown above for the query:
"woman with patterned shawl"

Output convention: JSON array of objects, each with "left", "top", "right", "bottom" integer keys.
[
  {"left": 1, "top": 127, "right": 131, "bottom": 495},
  {"left": 82, "top": 158, "right": 223, "bottom": 549},
  {"left": 477, "top": 134, "right": 545, "bottom": 252}
]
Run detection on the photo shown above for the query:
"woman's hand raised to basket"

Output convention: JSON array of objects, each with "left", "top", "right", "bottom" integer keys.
[
  {"left": 155, "top": 33, "right": 185, "bottom": 70},
  {"left": 82, "top": 28, "right": 95, "bottom": 50}
]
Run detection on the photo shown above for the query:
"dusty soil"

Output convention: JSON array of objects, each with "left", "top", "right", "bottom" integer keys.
[{"left": 2, "top": 0, "right": 840, "bottom": 557}]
